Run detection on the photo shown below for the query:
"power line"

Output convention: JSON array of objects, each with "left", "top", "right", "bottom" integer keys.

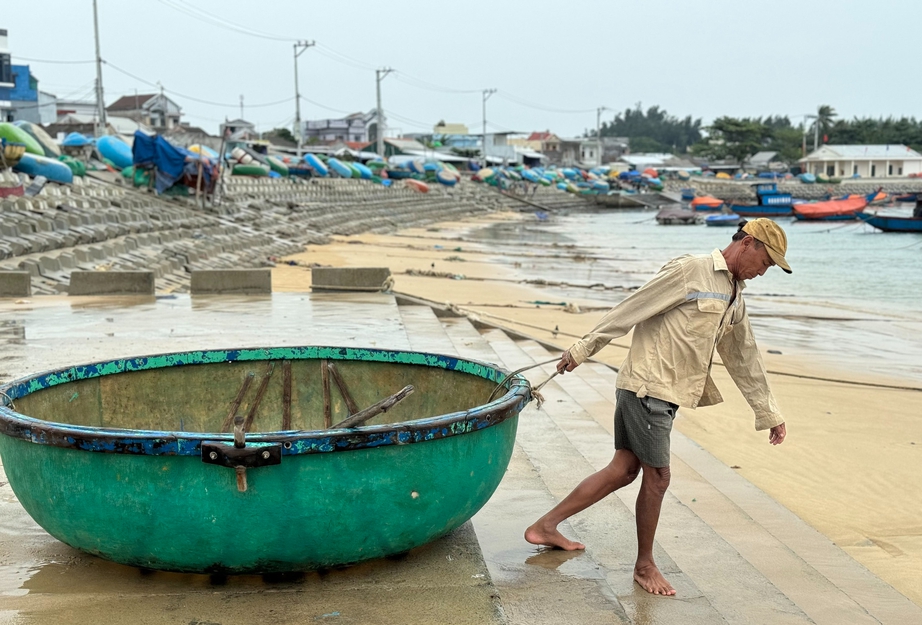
[
  {"left": 495, "top": 90, "right": 596, "bottom": 114},
  {"left": 392, "top": 72, "right": 481, "bottom": 95},
  {"left": 13, "top": 56, "right": 95, "bottom": 65},
  {"left": 104, "top": 60, "right": 294, "bottom": 108},
  {"left": 154, "top": 0, "right": 296, "bottom": 42},
  {"left": 300, "top": 96, "right": 356, "bottom": 116}
]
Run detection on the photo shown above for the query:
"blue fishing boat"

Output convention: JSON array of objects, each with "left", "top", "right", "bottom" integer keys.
[
  {"left": 704, "top": 213, "right": 741, "bottom": 227},
  {"left": 729, "top": 182, "right": 794, "bottom": 217},
  {"left": 857, "top": 212, "right": 922, "bottom": 232}
]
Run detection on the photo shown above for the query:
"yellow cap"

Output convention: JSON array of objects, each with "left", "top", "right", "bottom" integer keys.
[{"left": 742, "top": 218, "right": 792, "bottom": 274}]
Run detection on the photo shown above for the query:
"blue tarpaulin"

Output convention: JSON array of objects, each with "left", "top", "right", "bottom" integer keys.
[{"left": 132, "top": 131, "right": 214, "bottom": 194}]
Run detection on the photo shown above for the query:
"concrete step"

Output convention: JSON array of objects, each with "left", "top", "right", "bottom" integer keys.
[
  {"left": 396, "top": 306, "right": 457, "bottom": 355},
  {"left": 513, "top": 337, "right": 922, "bottom": 625}
]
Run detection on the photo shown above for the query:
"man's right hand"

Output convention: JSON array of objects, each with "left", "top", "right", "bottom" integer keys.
[{"left": 557, "top": 351, "right": 578, "bottom": 375}]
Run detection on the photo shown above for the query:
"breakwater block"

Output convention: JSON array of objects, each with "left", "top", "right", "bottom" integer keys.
[
  {"left": 69, "top": 271, "right": 155, "bottom": 296},
  {"left": 311, "top": 267, "right": 392, "bottom": 292},
  {"left": 191, "top": 269, "right": 272, "bottom": 295},
  {"left": 0, "top": 271, "right": 31, "bottom": 297}
]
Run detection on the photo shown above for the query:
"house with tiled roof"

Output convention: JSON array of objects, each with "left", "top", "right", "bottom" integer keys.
[{"left": 106, "top": 93, "right": 182, "bottom": 131}]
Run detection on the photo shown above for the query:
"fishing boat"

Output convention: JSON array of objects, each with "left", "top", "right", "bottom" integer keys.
[
  {"left": 655, "top": 205, "right": 698, "bottom": 225},
  {"left": 704, "top": 213, "right": 741, "bottom": 227},
  {"left": 691, "top": 196, "right": 724, "bottom": 211},
  {"left": 729, "top": 182, "right": 794, "bottom": 217},
  {"left": 793, "top": 190, "right": 876, "bottom": 221},
  {"left": 0, "top": 346, "right": 531, "bottom": 574},
  {"left": 857, "top": 212, "right": 922, "bottom": 232}
]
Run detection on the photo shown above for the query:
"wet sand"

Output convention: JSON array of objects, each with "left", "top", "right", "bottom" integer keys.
[{"left": 274, "top": 210, "right": 922, "bottom": 607}]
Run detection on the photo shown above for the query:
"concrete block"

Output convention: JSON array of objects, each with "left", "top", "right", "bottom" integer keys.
[
  {"left": 190, "top": 269, "right": 272, "bottom": 295},
  {"left": 38, "top": 256, "right": 62, "bottom": 273},
  {"left": 68, "top": 271, "right": 155, "bottom": 296},
  {"left": 0, "top": 271, "right": 31, "bottom": 297},
  {"left": 17, "top": 260, "right": 41, "bottom": 277},
  {"left": 311, "top": 267, "right": 392, "bottom": 292}
]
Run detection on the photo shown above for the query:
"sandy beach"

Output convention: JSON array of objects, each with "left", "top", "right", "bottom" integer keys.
[{"left": 274, "top": 210, "right": 922, "bottom": 607}]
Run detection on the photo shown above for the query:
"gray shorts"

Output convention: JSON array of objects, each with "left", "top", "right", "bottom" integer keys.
[{"left": 614, "top": 388, "right": 678, "bottom": 468}]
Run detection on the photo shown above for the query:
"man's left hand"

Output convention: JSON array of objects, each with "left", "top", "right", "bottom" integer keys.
[{"left": 769, "top": 422, "right": 786, "bottom": 445}]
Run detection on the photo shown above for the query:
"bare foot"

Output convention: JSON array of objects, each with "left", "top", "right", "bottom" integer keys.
[
  {"left": 633, "top": 562, "right": 676, "bottom": 596},
  {"left": 524, "top": 523, "right": 585, "bottom": 551}
]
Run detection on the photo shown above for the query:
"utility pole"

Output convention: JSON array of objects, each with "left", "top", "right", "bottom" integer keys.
[
  {"left": 482, "top": 88, "right": 496, "bottom": 167},
  {"left": 240, "top": 95, "right": 244, "bottom": 121},
  {"left": 375, "top": 68, "right": 394, "bottom": 158},
  {"left": 596, "top": 106, "right": 609, "bottom": 167},
  {"left": 293, "top": 40, "right": 315, "bottom": 159},
  {"left": 92, "top": 0, "right": 107, "bottom": 137},
  {"left": 813, "top": 107, "right": 820, "bottom": 152}
]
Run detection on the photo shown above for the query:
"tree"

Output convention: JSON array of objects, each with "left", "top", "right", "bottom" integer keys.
[
  {"left": 598, "top": 104, "right": 702, "bottom": 154},
  {"left": 692, "top": 117, "right": 773, "bottom": 164},
  {"left": 267, "top": 127, "right": 296, "bottom": 143},
  {"left": 816, "top": 105, "right": 837, "bottom": 140}
]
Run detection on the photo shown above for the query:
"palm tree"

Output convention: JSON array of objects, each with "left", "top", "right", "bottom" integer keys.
[{"left": 815, "top": 105, "right": 837, "bottom": 144}]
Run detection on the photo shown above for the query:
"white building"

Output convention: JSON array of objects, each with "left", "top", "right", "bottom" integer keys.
[{"left": 799, "top": 145, "right": 922, "bottom": 178}]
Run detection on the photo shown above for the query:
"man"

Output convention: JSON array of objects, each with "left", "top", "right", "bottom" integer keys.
[{"left": 524, "top": 218, "right": 791, "bottom": 596}]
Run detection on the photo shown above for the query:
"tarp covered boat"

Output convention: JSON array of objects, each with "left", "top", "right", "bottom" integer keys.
[
  {"left": 132, "top": 131, "right": 216, "bottom": 194},
  {"left": 793, "top": 194, "right": 871, "bottom": 221},
  {"left": 0, "top": 346, "right": 530, "bottom": 574}
]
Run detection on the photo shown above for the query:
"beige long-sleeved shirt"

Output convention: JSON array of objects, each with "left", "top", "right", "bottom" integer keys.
[{"left": 569, "top": 249, "right": 784, "bottom": 431}]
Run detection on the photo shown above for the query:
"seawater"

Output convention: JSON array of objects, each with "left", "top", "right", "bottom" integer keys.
[{"left": 467, "top": 209, "right": 922, "bottom": 382}]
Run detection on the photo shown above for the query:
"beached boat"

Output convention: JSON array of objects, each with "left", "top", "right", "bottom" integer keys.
[
  {"left": 266, "top": 156, "right": 290, "bottom": 177},
  {"left": 793, "top": 193, "right": 873, "bottom": 221},
  {"left": 857, "top": 212, "right": 922, "bottom": 232},
  {"left": 327, "top": 157, "right": 353, "bottom": 178},
  {"left": 0, "top": 346, "right": 531, "bottom": 574},
  {"left": 97, "top": 135, "right": 133, "bottom": 170},
  {"left": 405, "top": 179, "right": 429, "bottom": 193},
  {"left": 655, "top": 206, "right": 698, "bottom": 225},
  {"left": 13, "top": 153, "right": 74, "bottom": 185},
  {"left": 231, "top": 164, "right": 269, "bottom": 177},
  {"left": 0, "top": 122, "right": 44, "bottom": 156},
  {"left": 13, "top": 120, "right": 61, "bottom": 158},
  {"left": 304, "top": 153, "right": 329, "bottom": 177},
  {"left": 704, "top": 213, "right": 741, "bottom": 227}
]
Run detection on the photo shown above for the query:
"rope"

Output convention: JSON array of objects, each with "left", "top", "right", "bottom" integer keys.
[
  {"left": 0, "top": 390, "right": 15, "bottom": 411},
  {"left": 489, "top": 358, "right": 561, "bottom": 408}
]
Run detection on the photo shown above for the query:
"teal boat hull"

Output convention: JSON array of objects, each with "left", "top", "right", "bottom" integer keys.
[{"left": 0, "top": 347, "right": 530, "bottom": 574}]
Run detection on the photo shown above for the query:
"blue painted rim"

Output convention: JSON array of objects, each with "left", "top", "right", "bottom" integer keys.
[{"left": 0, "top": 346, "right": 531, "bottom": 457}]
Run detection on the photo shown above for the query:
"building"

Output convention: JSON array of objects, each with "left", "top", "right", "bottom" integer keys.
[
  {"left": 45, "top": 114, "right": 154, "bottom": 143},
  {"left": 56, "top": 98, "right": 99, "bottom": 118},
  {"left": 799, "top": 145, "right": 922, "bottom": 178},
  {"left": 302, "top": 112, "right": 370, "bottom": 144},
  {"left": 220, "top": 118, "right": 258, "bottom": 142},
  {"left": 522, "top": 131, "right": 562, "bottom": 155},
  {"left": 0, "top": 29, "right": 13, "bottom": 121},
  {"left": 107, "top": 93, "right": 182, "bottom": 131},
  {"left": 745, "top": 151, "right": 786, "bottom": 173},
  {"left": 8, "top": 64, "right": 57, "bottom": 124}
]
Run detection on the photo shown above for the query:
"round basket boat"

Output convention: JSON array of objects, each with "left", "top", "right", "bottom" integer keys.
[{"left": 0, "top": 346, "right": 531, "bottom": 574}]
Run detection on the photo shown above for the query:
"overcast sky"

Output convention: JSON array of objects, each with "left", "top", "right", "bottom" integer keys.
[{"left": 5, "top": 0, "right": 921, "bottom": 138}]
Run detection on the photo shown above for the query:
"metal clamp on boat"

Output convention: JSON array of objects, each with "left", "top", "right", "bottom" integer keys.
[{"left": 202, "top": 416, "right": 281, "bottom": 492}]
